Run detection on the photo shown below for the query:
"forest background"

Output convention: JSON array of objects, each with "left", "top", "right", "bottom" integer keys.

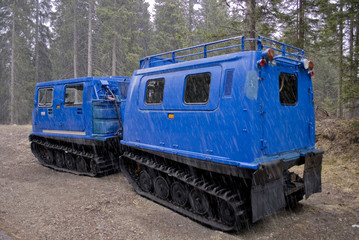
[{"left": 0, "top": 0, "right": 358, "bottom": 124}]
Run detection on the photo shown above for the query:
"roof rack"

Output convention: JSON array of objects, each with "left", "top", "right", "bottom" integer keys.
[{"left": 140, "top": 36, "right": 306, "bottom": 69}]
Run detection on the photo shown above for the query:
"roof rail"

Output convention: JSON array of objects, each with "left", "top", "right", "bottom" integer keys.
[
  {"left": 257, "top": 36, "right": 305, "bottom": 62},
  {"left": 140, "top": 36, "right": 305, "bottom": 69}
]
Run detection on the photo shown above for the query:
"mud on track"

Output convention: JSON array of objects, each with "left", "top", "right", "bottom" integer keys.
[{"left": 0, "top": 123, "right": 358, "bottom": 239}]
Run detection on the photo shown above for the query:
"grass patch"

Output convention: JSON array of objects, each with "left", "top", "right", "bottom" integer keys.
[{"left": 346, "top": 120, "right": 359, "bottom": 129}]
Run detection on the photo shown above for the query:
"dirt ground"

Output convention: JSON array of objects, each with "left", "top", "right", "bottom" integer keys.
[{"left": 0, "top": 121, "right": 358, "bottom": 240}]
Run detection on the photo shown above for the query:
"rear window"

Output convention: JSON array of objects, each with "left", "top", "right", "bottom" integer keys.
[
  {"left": 38, "top": 88, "right": 53, "bottom": 108},
  {"left": 279, "top": 73, "right": 297, "bottom": 105},
  {"left": 145, "top": 78, "right": 165, "bottom": 105},
  {"left": 119, "top": 82, "right": 130, "bottom": 99},
  {"left": 184, "top": 73, "right": 211, "bottom": 104},
  {"left": 65, "top": 84, "right": 83, "bottom": 107}
]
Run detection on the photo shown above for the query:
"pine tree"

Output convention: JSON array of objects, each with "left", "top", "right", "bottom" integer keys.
[
  {"left": 94, "top": 0, "right": 152, "bottom": 76},
  {"left": 34, "top": 0, "right": 52, "bottom": 83},
  {"left": 154, "top": 0, "right": 188, "bottom": 52},
  {"left": 51, "top": 0, "right": 89, "bottom": 79},
  {"left": 341, "top": 0, "right": 359, "bottom": 117},
  {"left": 0, "top": 0, "right": 36, "bottom": 123},
  {"left": 196, "top": 0, "right": 231, "bottom": 42},
  {"left": 224, "top": 0, "right": 282, "bottom": 44}
]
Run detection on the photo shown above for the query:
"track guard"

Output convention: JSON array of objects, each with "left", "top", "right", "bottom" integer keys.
[
  {"left": 304, "top": 150, "right": 323, "bottom": 199},
  {"left": 251, "top": 159, "right": 285, "bottom": 223}
]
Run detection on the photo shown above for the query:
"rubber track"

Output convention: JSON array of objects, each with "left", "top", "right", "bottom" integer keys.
[
  {"left": 120, "top": 151, "right": 250, "bottom": 231},
  {"left": 31, "top": 138, "right": 118, "bottom": 177}
]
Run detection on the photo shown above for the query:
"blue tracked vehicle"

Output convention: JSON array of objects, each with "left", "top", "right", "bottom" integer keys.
[
  {"left": 119, "top": 36, "right": 323, "bottom": 231},
  {"left": 30, "top": 76, "right": 129, "bottom": 176}
]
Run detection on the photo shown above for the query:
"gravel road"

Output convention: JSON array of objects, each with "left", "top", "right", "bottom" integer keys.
[{"left": 0, "top": 124, "right": 358, "bottom": 239}]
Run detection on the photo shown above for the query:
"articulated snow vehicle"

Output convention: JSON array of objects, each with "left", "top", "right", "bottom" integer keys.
[{"left": 30, "top": 36, "right": 323, "bottom": 231}]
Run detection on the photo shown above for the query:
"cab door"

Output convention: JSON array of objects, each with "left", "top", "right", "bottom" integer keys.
[
  {"left": 259, "top": 63, "right": 313, "bottom": 155},
  {"left": 60, "top": 83, "right": 85, "bottom": 132},
  {"left": 35, "top": 87, "right": 56, "bottom": 130}
]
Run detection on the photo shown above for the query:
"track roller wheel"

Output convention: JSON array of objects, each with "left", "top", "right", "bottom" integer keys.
[
  {"left": 154, "top": 176, "right": 169, "bottom": 199},
  {"left": 55, "top": 150, "right": 66, "bottom": 168},
  {"left": 35, "top": 144, "right": 46, "bottom": 163},
  {"left": 171, "top": 182, "right": 188, "bottom": 207},
  {"left": 139, "top": 170, "right": 152, "bottom": 193},
  {"left": 44, "top": 148, "right": 54, "bottom": 165},
  {"left": 76, "top": 156, "right": 87, "bottom": 173},
  {"left": 218, "top": 199, "right": 235, "bottom": 226},
  {"left": 90, "top": 159, "right": 99, "bottom": 175},
  {"left": 30, "top": 142, "right": 38, "bottom": 157},
  {"left": 65, "top": 153, "right": 76, "bottom": 170},
  {"left": 189, "top": 189, "right": 210, "bottom": 215}
]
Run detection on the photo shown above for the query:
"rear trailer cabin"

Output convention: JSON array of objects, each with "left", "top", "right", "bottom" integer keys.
[
  {"left": 30, "top": 76, "right": 130, "bottom": 176},
  {"left": 120, "top": 36, "right": 323, "bottom": 231}
]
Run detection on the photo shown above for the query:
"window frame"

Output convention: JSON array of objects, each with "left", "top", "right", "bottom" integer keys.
[
  {"left": 183, "top": 72, "right": 211, "bottom": 105},
  {"left": 145, "top": 78, "right": 165, "bottom": 105},
  {"left": 279, "top": 72, "right": 298, "bottom": 106},
  {"left": 38, "top": 88, "right": 53, "bottom": 108},
  {"left": 64, "top": 84, "right": 84, "bottom": 107}
]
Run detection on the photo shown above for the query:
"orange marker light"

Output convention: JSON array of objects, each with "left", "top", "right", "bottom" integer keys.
[
  {"left": 57, "top": 105, "right": 60, "bottom": 109},
  {"left": 266, "top": 48, "right": 274, "bottom": 61},
  {"left": 308, "top": 60, "right": 314, "bottom": 70},
  {"left": 168, "top": 113, "right": 174, "bottom": 119}
]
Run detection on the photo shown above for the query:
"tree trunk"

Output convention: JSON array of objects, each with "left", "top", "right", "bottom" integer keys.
[
  {"left": 337, "top": 1, "right": 343, "bottom": 118},
  {"left": 247, "top": 0, "right": 256, "bottom": 50},
  {"left": 10, "top": 4, "right": 16, "bottom": 124},
  {"left": 349, "top": 14, "right": 354, "bottom": 118},
  {"left": 355, "top": 17, "right": 359, "bottom": 118},
  {"left": 35, "top": 0, "right": 39, "bottom": 82},
  {"left": 87, "top": 1, "right": 93, "bottom": 77},
  {"left": 188, "top": 0, "right": 194, "bottom": 45},
  {"left": 112, "top": 36, "right": 116, "bottom": 76},
  {"left": 73, "top": 1, "right": 78, "bottom": 78},
  {"left": 298, "top": 0, "right": 305, "bottom": 49}
]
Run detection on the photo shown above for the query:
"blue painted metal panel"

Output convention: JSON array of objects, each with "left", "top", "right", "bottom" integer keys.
[
  {"left": 61, "top": 83, "right": 86, "bottom": 132},
  {"left": 123, "top": 36, "right": 317, "bottom": 170},
  {"left": 123, "top": 51, "right": 262, "bottom": 168},
  {"left": 138, "top": 65, "right": 222, "bottom": 111},
  {"left": 259, "top": 62, "right": 315, "bottom": 155}
]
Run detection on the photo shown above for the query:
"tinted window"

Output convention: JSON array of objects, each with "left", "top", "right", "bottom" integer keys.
[
  {"left": 65, "top": 84, "right": 83, "bottom": 107},
  {"left": 279, "top": 73, "right": 297, "bottom": 105},
  {"left": 224, "top": 70, "right": 234, "bottom": 96},
  {"left": 184, "top": 73, "right": 211, "bottom": 104},
  {"left": 145, "top": 78, "right": 165, "bottom": 105},
  {"left": 119, "top": 82, "right": 130, "bottom": 99},
  {"left": 38, "top": 88, "right": 53, "bottom": 108}
]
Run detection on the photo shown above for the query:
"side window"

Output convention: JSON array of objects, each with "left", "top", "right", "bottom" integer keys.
[
  {"left": 119, "top": 82, "right": 130, "bottom": 99},
  {"left": 145, "top": 78, "right": 165, "bottom": 105},
  {"left": 65, "top": 84, "right": 83, "bottom": 107},
  {"left": 184, "top": 73, "right": 211, "bottom": 104},
  {"left": 224, "top": 70, "right": 234, "bottom": 96},
  {"left": 279, "top": 73, "right": 297, "bottom": 105},
  {"left": 38, "top": 88, "right": 53, "bottom": 108}
]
